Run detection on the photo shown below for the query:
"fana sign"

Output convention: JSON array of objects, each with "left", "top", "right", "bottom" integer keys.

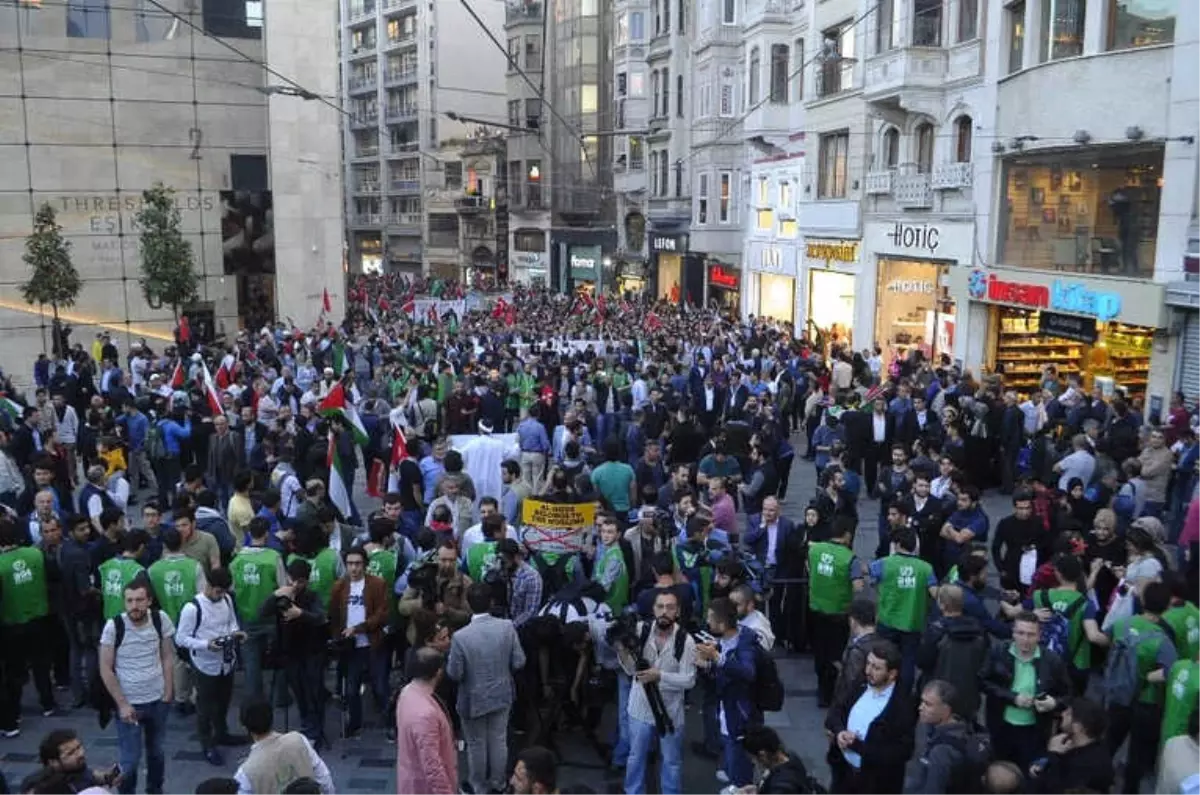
[
  {"left": 966, "top": 269, "right": 1122, "bottom": 321},
  {"left": 569, "top": 244, "right": 602, "bottom": 281},
  {"left": 805, "top": 239, "right": 859, "bottom": 266},
  {"left": 887, "top": 278, "right": 935, "bottom": 294}
]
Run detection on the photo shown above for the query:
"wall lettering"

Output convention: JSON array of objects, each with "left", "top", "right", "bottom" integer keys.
[{"left": 886, "top": 222, "right": 941, "bottom": 254}]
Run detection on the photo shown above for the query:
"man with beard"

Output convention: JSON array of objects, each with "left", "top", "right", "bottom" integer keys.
[{"left": 20, "top": 729, "right": 121, "bottom": 794}]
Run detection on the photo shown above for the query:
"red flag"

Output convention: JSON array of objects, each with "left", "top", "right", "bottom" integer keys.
[
  {"left": 401, "top": 300, "right": 415, "bottom": 316},
  {"left": 366, "top": 459, "right": 385, "bottom": 499},
  {"left": 427, "top": 305, "right": 439, "bottom": 325},
  {"left": 390, "top": 422, "right": 410, "bottom": 469},
  {"left": 596, "top": 295, "right": 607, "bottom": 320},
  {"left": 492, "top": 297, "right": 509, "bottom": 319},
  {"left": 644, "top": 312, "right": 662, "bottom": 332},
  {"left": 322, "top": 288, "right": 332, "bottom": 314},
  {"left": 504, "top": 305, "right": 517, "bottom": 326},
  {"left": 169, "top": 360, "right": 185, "bottom": 390},
  {"left": 199, "top": 363, "right": 223, "bottom": 416},
  {"left": 214, "top": 352, "right": 236, "bottom": 390}
]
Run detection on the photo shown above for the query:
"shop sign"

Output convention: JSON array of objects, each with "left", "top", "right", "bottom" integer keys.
[
  {"left": 650, "top": 234, "right": 687, "bottom": 253},
  {"left": 709, "top": 265, "right": 739, "bottom": 289},
  {"left": 886, "top": 278, "right": 935, "bottom": 294},
  {"left": 569, "top": 245, "right": 601, "bottom": 281},
  {"left": 752, "top": 245, "right": 797, "bottom": 276},
  {"left": 966, "top": 269, "right": 1123, "bottom": 321},
  {"left": 514, "top": 252, "right": 545, "bottom": 267},
  {"left": 1037, "top": 311, "right": 1098, "bottom": 344},
  {"left": 885, "top": 222, "right": 941, "bottom": 255},
  {"left": 805, "top": 239, "right": 859, "bottom": 266}
]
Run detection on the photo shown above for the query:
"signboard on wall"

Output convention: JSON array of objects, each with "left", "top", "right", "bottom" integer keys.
[
  {"left": 1037, "top": 310, "right": 1098, "bottom": 344},
  {"left": 569, "top": 245, "right": 601, "bottom": 281}
]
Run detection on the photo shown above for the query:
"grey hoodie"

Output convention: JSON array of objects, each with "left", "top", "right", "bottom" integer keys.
[{"left": 902, "top": 720, "right": 972, "bottom": 795}]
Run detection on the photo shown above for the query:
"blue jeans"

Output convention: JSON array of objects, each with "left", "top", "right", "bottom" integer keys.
[
  {"left": 611, "top": 671, "right": 632, "bottom": 766},
  {"left": 624, "top": 716, "right": 683, "bottom": 794},
  {"left": 722, "top": 731, "right": 754, "bottom": 787},
  {"left": 116, "top": 700, "right": 168, "bottom": 795}
]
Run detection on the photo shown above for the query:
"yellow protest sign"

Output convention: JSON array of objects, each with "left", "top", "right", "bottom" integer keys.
[{"left": 519, "top": 499, "right": 597, "bottom": 553}]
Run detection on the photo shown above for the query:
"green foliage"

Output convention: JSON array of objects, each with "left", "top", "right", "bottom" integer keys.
[
  {"left": 20, "top": 203, "right": 81, "bottom": 321},
  {"left": 136, "top": 183, "right": 199, "bottom": 319}
]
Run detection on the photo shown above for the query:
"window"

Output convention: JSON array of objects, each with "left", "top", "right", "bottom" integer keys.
[
  {"left": 508, "top": 100, "right": 521, "bottom": 128},
  {"left": 958, "top": 0, "right": 979, "bottom": 41},
  {"left": 1108, "top": 0, "right": 1174, "bottom": 49},
  {"left": 444, "top": 162, "right": 463, "bottom": 190},
  {"left": 674, "top": 162, "right": 682, "bottom": 197},
  {"left": 658, "top": 153, "right": 669, "bottom": 196},
  {"left": 697, "top": 173, "right": 709, "bottom": 224},
  {"left": 663, "top": 0, "right": 670, "bottom": 34},
  {"left": 748, "top": 48, "right": 761, "bottom": 105},
  {"left": 231, "top": 154, "right": 268, "bottom": 191},
  {"left": 722, "top": 0, "right": 735, "bottom": 24},
  {"left": 616, "top": 11, "right": 629, "bottom": 44},
  {"left": 514, "top": 230, "right": 545, "bottom": 251},
  {"left": 769, "top": 44, "right": 788, "bottom": 103},
  {"left": 818, "top": 22, "right": 856, "bottom": 96},
  {"left": 676, "top": 75, "right": 684, "bottom": 116},
  {"left": 507, "top": 37, "right": 520, "bottom": 69},
  {"left": 719, "top": 78, "right": 734, "bottom": 116},
  {"left": 509, "top": 160, "right": 523, "bottom": 204},
  {"left": 654, "top": 0, "right": 661, "bottom": 34},
  {"left": 882, "top": 127, "right": 900, "bottom": 168},
  {"left": 794, "top": 39, "right": 804, "bottom": 101},
  {"left": 67, "top": 0, "right": 111, "bottom": 38},
  {"left": 678, "top": 0, "right": 685, "bottom": 32},
  {"left": 202, "top": 0, "right": 260, "bottom": 38},
  {"left": 662, "top": 68, "right": 670, "bottom": 116},
  {"left": 630, "top": 11, "right": 645, "bottom": 39},
  {"left": 780, "top": 180, "right": 792, "bottom": 207},
  {"left": 779, "top": 218, "right": 798, "bottom": 237},
  {"left": 650, "top": 153, "right": 659, "bottom": 194},
  {"left": 1008, "top": 1, "right": 1025, "bottom": 72},
  {"left": 526, "top": 160, "right": 542, "bottom": 207},
  {"left": 913, "top": 0, "right": 942, "bottom": 45},
  {"left": 818, "top": 131, "right": 849, "bottom": 198},
  {"left": 525, "top": 35, "right": 541, "bottom": 69},
  {"left": 1040, "top": 0, "right": 1084, "bottom": 60},
  {"left": 582, "top": 84, "right": 598, "bottom": 113},
  {"left": 756, "top": 177, "right": 769, "bottom": 205},
  {"left": 525, "top": 98, "right": 541, "bottom": 129},
  {"left": 629, "top": 71, "right": 646, "bottom": 96},
  {"left": 954, "top": 116, "right": 972, "bottom": 163},
  {"left": 719, "top": 172, "right": 731, "bottom": 222},
  {"left": 630, "top": 136, "right": 645, "bottom": 169},
  {"left": 916, "top": 123, "right": 935, "bottom": 173},
  {"left": 651, "top": 71, "right": 661, "bottom": 115},
  {"left": 756, "top": 209, "right": 774, "bottom": 230},
  {"left": 877, "top": 0, "right": 896, "bottom": 52},
  {"left": 618, "top": 72, "right": 628, "bottom": 96}
]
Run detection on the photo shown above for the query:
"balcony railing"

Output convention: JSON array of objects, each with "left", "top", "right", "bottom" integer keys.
[
  {"left": 815, "top": 62, "right": 852, "bottom": 98},
  {"left": 455, "top": 195, "right": 487, "bottom": 212},
  {"left": 864, "top": 170, "right": 894, "bottom": 195},
  {"left": 389, "top": 178, "right": 420, "bottom": 193},
  {"left": 382, "top": 0, "right": 414, "bottom": 11},
  {"left": 347, "top": 3, "right": 375, "bottom": 20},
  {"left": 384, "top": 34, "right": 416, "bottom": 49},
  {"left": 352, "top": 213, "right": 382, "bottom": 225},
  {"left": 349, "top": 41, "right": 376, "bottom": 56},
  {"left": 930, "top": 161, "right": 973, "bottom": 190},
  {"left": 893, "top": 171, "right": 932, "bottom": 209},
  {"left": 354, "top": 181, "right": 381, "bottom": 194},
  {"left": 352, "top": 145, "right": 379, "bottom": 159},
  {"left": 387, "top": 142, "right": 420, "bottom": 155},
  {"left": 350, "top": 110, "right": 378, "bottom": 127},
  {"left": 506, "top": 0, "right": 542, "bottom": 22},
  {"left": 385, "top": 104, "right": 418, "bottom": 122},
  {"left": 384, "top": 66, "right": 418, "bottom": 84},
  {"left": 388, "top": 212, "right": 422, "bottom": 228},
  {"left": 348, "top": 74, "right": 377, "bottom": 93}
]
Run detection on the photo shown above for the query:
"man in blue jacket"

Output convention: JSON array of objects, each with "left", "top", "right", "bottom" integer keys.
[
  {"left": 939, "top": 484, "right": 989, "bottom": 574},
  {"left": 695, "top": 597, "right": 761, "bottom": 788}
]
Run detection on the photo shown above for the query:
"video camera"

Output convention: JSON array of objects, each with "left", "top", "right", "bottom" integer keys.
[{"left": 604, "top": 612, "right": 642, "bottom": 651}]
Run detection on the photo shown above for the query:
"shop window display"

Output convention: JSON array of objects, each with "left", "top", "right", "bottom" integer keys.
[
  {"left": 807, "top": 269, "right": 855, "bottom": 354},
  {"left": 874, "top": 260, "right": 955, "bottom": 370},
  {"left": 998, "top": 146, "right": 1163, "bottom": 278}
]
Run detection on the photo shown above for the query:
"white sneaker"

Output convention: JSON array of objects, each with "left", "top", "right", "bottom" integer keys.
[
  {"left": 0, "top": 729, "right": 19, "bottom": 738},
  {"left": 716, "top": 769, "right": 730, "bottom": 784}
]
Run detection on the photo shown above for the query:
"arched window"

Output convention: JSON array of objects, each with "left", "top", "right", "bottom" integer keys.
[
  {"left": 748, "top": 47, "right": 761, "bottom": 104},
  {"left": 954, "top": 115, "right": 973, "bottom": 163},
  {"left": 882, "top": 127, "right": 900, "bottom": 168},
  {"left": 916, "top": 122, "right": 935, "bottom": 173}
]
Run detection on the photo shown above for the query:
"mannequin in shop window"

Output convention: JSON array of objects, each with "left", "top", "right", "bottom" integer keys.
[{"left": 1108, "top": 188, "right": 1138, "bottom": 275}]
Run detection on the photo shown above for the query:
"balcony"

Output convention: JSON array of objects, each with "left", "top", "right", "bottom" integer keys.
[
  {"left": 387, "top": 141, "right": 420, "bottom": 157},
  {"left": 351, "top": 145, "right": 379, "bottom": 161},
  {"left": 930, "top": 161, "right": 972, "bottom": 191},
  {"left": 348, "top": 41, "right": 376, "bottom": 59},
  {"left": 347, "top": 3, "right": 375, "bottom": 22},
  {"left": 384, "top": 34, "right": 417, "bottom": 50},
  {"left": 389, "top": 178, "right": 420, "bottom": 194},
  {"left": 743, "top": 0, "right": 788, "bottom": 27},
  {"left": 350, "top": 212, "right": 383, "bottom": 226},
  {"left": 349, "top": 110, "right": 379, "bottom": 128},
  {"left": 893, "top": 171, "right": 932, "bottom": 209},
  {"left": 382, "top": 0, "right": 414, "bottom": 13},
  {"left": 865, "top": 170, "right": 893, "bottom": 195},
  {"left": 455, "top": 195, "right": 488, "bottom": 213},
  {"left": 385, "top": 104, "right": 418, "bottom": 122},
  {"left": 506, "top": 0, "right": 542, "bottom": 24},
  {"left": 348, "top": 74, "right": 377, "bottom": 94},
  {"left": 354, "top": 181, "right": 381, "bottom": 195},
  {"left": 814, "top": 62, "right": 855, "bottom": 100},
  {"left": 384, "top": 65, "right": 418, "bottom": 85},
  {"left": 387, "top": 212, "right": 422, "bottom": 233}
]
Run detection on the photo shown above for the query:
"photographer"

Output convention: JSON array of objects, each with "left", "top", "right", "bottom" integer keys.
[
  {"left": 495, "top": 538, "right": 544, "bottom": 628},
  {"left": 263, "top": 560, "right": 329, "bottom": 750},
  {"left": 617, "top": 590, "right": 696, "bottom": 795},
  {"left": 174, "top": 568, "right": 247, "bottom": 766},
  {"left": 396, "top": 538, "right": 471, "bottom": 641},
  {"left": 230, "top": 517, "right": 289, "bottom": 701}
]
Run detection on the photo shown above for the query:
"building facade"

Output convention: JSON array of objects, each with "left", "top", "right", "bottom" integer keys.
[
  {"left": 340, "top": 0, "right": 506, "bottom": 274},
  {"left": 0, "top": 0, "right": 343, "bottom": 378},
  {"left": 423, "top": 134, "right": 510, "bottom": 286}
]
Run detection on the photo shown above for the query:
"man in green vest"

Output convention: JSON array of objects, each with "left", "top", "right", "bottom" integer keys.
[
  {"left": 591, "top": 512, "right": 629, "bottom": 615},
  {"left": 0, "top": 520, "right": 57, "bottom": 726},
  {"left": 1033, "top": 554, "right": 1110, "bottom": 695},
  {"left": 99, "top": 531, "right": 148, "bottom": 621},
  {"left": 232, "top": 517, "right": 288, "bottom": 701},
  {"left": 867, "top": 523, "right": 937, "bottom": 690},
  {"left": 1163, "top": 572, "right": 1199, "bottom": 661},
  {"left": 148, "top": 527, "right": 206, "bottom": 716},
  {"left": 465, "top": 514, "right": 504, "bottom": 583},
  {"left": 1161, "top": 656, "right": 1199, "bottom": 747},
  {"left": 807, "top": 516, "right": 864, "bottom": 707},
  {"left": 287, "top": 523, "right": 344, "bottom": 610},
  {"left": 363, "top": 517, "right": 403, "bottom": 656}
]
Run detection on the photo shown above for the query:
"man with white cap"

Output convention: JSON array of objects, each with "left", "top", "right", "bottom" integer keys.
[{"left": 460, "top": 419, "right": 518, "bottom": 510}]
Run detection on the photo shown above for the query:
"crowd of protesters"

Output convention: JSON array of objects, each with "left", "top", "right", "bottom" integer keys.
[{"left": 0, "top": 273, "right": 1194, "bottom": 795}]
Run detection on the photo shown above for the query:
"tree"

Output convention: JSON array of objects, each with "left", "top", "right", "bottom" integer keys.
[
  {"left": 21, "top": 202, "right": 81, "bottom": 355},
  {"left": 136, "top": 183, "right": 199, "bottom": 321}
]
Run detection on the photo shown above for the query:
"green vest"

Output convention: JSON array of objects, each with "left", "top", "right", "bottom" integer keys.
[
  {"left": 808, "top": 541, "right": 855, "bottom": 615},
  {"left": 290, "top": 548, "right": 339, "bottom": 608},
  {"left": 467, "top": 541, "right": 499, "bottom": 582},
  {"left": 876, "top": 554, "right": 933, "bottom": 633},
  {"left": 674, "top": 544, "right": 713, "bottom": 616},
  {"left": 231, "top": 547, "right": 283, "bottom": 625},
  {"left": 0, "top": 547, "right": 49, "bottom": 625},
  {"left": 1035, "top": 588, "right": 1090, "bottom": 670},
  {"left": 598, "top": 543, "right": 629, "bottom": 614},
  {"left": 1114, "top": 615, "right": 1176, "bottom": 706},
  {"left": 1162, "top": 660, "right": 1199, "bottom": 747},
  {"left": 367, "top": 548, "right": 400, "bottom": 624},
  {"left": 148, "top": 555, "right": 201, "bottom": 624},
  {"left": 1163, "top": 602, "right": 1200, "bottom": 662},
  {"left": 100, "top": 557, "right": 146, "bottom": 621},
  {"left": 944, "top": 565, "right": 959, "bottom": 585}
]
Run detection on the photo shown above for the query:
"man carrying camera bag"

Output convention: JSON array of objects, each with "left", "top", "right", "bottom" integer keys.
[
  {"left": 174, "top": 568, "right": 247, "bottom": 766},
  {"left": 618, "top": 590, "right": 697, "bottom": 795}
]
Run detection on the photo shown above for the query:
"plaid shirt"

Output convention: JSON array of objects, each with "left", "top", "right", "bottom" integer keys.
[{"left": 508, "top": 561, "right": 543, "bottom": 627}]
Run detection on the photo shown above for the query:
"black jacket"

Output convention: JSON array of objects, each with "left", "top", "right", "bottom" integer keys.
[
  {"left": 826, "top": 682, "right": 917, "bottom": 793},
  {"left": 990, "top": 515, "right": 1047, "bottom": 591},
  {"left": 1033, "top": 738, "right": 1114, "bottom": 794},
  {"left": 760, "top": 755, "right": 814, "bottom": 794},
  {"left": 916, "top": 615, "right": 989, "bottom": 717},
  {"left": 979, "top": 642, "right": 1071, "bottom": 736},
  {"left": 902, "top": 720, "right": 975, "bottom": 795}
]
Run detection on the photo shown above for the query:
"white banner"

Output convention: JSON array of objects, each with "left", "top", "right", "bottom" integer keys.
[{"left": 407, "top": 299, "right": 467, "bottom": 324}]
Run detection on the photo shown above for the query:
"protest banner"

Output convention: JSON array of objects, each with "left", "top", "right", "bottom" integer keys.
[{"left": 519, "top": 498, "right": 597, "bottom": 554}]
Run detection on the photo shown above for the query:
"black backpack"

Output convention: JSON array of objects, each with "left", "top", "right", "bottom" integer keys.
[
  {"left": 751, "top": 642, "right": 785, "bottom": 712},
  {"left": 637, "top": 621, "right": 688, "bottom": 662},
  {"left": 940, "top": 724, "right": 994, "bottom": 795}
]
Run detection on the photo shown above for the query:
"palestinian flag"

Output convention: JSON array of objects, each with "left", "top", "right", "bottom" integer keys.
[
  {"left": 0, "top": 395, "right": 22, "bottom": 424},
  {"left": 318, "top": 381, "right": 369, "bottom": 446},
  {"left": 331, "top": 341, "right": 350, "bottom": 376},
  {"left": 169, "top": 360, "right": 185, "bottom": 390},
  {"left": 214, "top": 352, "right": 237, "bottom": 390},
  {"left": 327, "top": 431, "right": 353, "bottom": 520},
  {"left": 199, "top": 363, "right": 224, "bottom": 416},
  {"left": 390, "top": 416, "right": 410, "bottom": 469}
]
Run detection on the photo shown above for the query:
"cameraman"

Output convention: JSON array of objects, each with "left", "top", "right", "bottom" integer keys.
[
  {"left": 174, "top": 568, "right": 247, "bottom": 766},
  {"left": 396, "top": 538, "right": 471, "bottom": 641},
  {"left": 495, "top": 538, "right": 543, "bottom": 628},
  {"left": 264, "top": 559, "right": 329, "bottom": 750},
  {"left": 618, "top": 590, "right": 696, "bottom": 795}
]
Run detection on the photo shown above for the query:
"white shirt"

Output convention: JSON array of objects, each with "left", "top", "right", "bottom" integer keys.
[
  {"left": 233, "top": 733, "right": 335, "bottom": 794},
  {"left": 346, "top": 579, "right": 369, "bottom": 648},
  {"left": 872, "top": 413, "right": 887, "bottom": 443},
  {"left": 704, "top": 386, "right": 715, "bottom": 411},
  {"left": 739, "top": 610, "right": 775, "bottom": 651},
  {"left": 175, "top": 594, "right": 241, "bottom": 676},
  {"left": 764, "top": 521, "right": 780, "bottom": 567},
  {"left": 459, "top": 521, "right": 520, "bottom": 562}
]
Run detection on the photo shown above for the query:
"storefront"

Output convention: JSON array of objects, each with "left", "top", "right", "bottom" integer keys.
[
  {"left": 946, "top": 266, "right": 1167, "bottom": 403},
  {"left": 801, "top": 238, "right": 860, "bottom": 352},
  {"left": 568, "top": 244, "right": 602, "bottom": 293},
  {"left": 707, "top": 261, "right": 741, "bottom": 312},
  {"left": 651, "top": 233, "right": 688, "bottom": 302},
  {"left": 744, "top": 242, "right": 798, "bottom": 327},
  {"left": 864, "top": 220, "right": 973, "bottom": 368}
]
